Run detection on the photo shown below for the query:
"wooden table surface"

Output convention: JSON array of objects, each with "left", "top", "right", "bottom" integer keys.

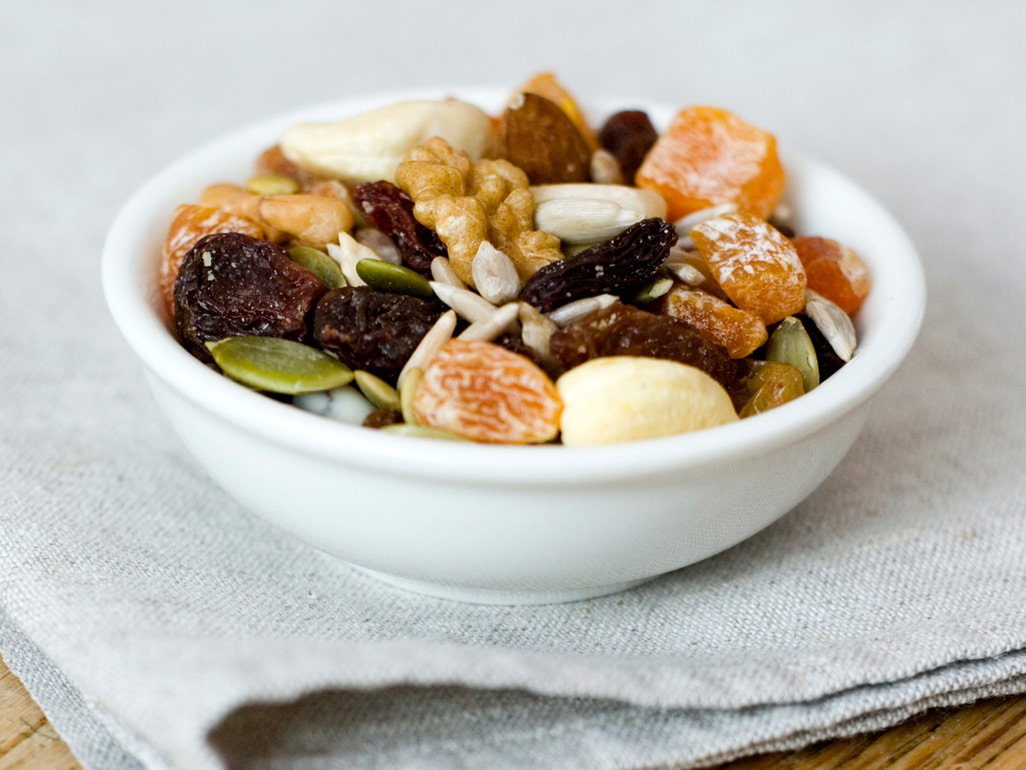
[{"left": 3, "top": 655, "right": 1026, "bottom": 769}]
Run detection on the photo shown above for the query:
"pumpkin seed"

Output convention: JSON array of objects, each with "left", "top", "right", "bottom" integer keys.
[
  {"left": 400, "top": 366, "right": 424, "bottom": 425},
  {"left": 207, "top": 336, "right": 353, "bottom": 394},
  {"left": 294, "top": 386, "right": 375, "bottom": 425},
  {"left": 246, "top": 173, "right": 300, "bottom": 196},
  {"left": 356, "top": 258, "right": 434, "bottom": 299},
  {"left": 288, "top": 245, "right": 345, "bottom": 289},
  {"left": 630, "top": 272, "right": 674, "bottom": 304},
  {"left": 380, "top": 424, "right": 469, "bottom": 441},
  {"left": 354, "top": 370, "right": 401, "bottom": 411},
  {"left": 766, "top": 316, "right": 819, "bottom": 392}
]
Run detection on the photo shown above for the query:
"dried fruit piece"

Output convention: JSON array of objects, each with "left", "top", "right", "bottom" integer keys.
[
  {"left": 599, "top": 110, "right": 658, "bottom": 183},
  {"left": 690, "top": 213, "right": 806, "bottom": 324},
  {"left": 519, "top": 71, "right": 600, "bottom": 151},
  {"left": 208, "top": 336, "right": 352, "bottom": 394},
  {"left": 174, "top": 233, "right": 325, "bottom": 363},
  {"left": 548, "top": 304, "right": 738, "bottom": 392},
  {"left": 288, "top": 245, "right": 345, "bottom": 289},
  {"left": 312, "top": 287, "right": 444, "bottom": 383},
  {"left": 355, "top": 258, "right": 434, "bottom": 300},
  {"left": 280, "top": 99, "right": 493, "bottom": 183},
  {"left": 363, "top": 407, "right": 403, "bottom": 429},
  {"left": 353, "top": 181, "right": 448, "bottom": 273},
  {"left": 736, "top": 360, "right": 805, "bottom": 418},
  {"left": 520, "top": 218, "right": 676, "bottom": 312},
  {"left": 498, "top": 92, "right": 591, "bottom": 185},
  {"left": 792, "top": 236, "right": 870, "bottom": 314},
  {"left": 557, "top": 357, "right": 738, "bottom": 446},
  {"left": 412, "top": 339, "right": 562, "bottom": 444},
  {"left": 658, "top": 282, "right": 768, "bottom": 359},
  {"left": 160, "top": 204, "right": 264, "bottom": 317},
  {"left": 766, "top": 316, "right": 819, "bottom": 392},
  {"left": 636, "top": 106, "right": 785, "bottom": 220}
]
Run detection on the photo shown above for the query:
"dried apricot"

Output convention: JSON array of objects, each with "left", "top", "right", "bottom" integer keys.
[
  {"left": 412, "top": 339, "right": 562, "bottom": 444},
  {"left": 792, "top": 236, "right": 870, "bottom": 314},
  {"left": 635, "top": 106, "right": 785, "bottom": 220},
  {"left": 658, "top": 282, "right": 768, "bottom": 359},
  {"left": 690, "top": 213, "right": 806, "bottom": 325},
  {"left": 160, "top": 204, "right": 263, "bottom": 318}
]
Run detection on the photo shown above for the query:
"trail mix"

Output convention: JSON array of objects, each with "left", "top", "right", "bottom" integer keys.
[{"left": 163, "top": 73, "right": 870, "bottom": 445}]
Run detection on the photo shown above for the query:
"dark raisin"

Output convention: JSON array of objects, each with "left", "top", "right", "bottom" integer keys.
[
  {"left": 353, "top": 181, "right": 447, "bottom": 273},
  {"left": 519, "top": 218, "right": 676, "bottom": 313},
  {"left": 549, "top": 304, "right": 739, "bottom": 392},
  {"left": 174, "top": 232, "right": 325, "bottom": 363},
  {"left": 362, "top": 408, "right": 403, "bottom": 429},
  {"left": 798, "top": 314, "right": 844, "bottom": 381},
  {"left": 599, "top": 111, "right": 658, "bottom": 183},
  {"left": 312, "top": 287, "right": 444, "bottom": 384}
]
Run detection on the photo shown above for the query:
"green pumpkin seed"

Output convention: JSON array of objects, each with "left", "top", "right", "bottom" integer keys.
[
  {"left": 630, "top": 272, "right": 673, "bottom": 305},
  {"left": 380, "top": 424, "right": 469, "bottom": 441},
  {"left": 400, "top": 366, "right": 424, "bottom": 425},
  {"left": 355, "top": 258, "right": 433, "bottom": 299},
  {"left": 354, "top": 370, "right": 401, "bottom": 410},
  {"left": 766, "top": 316, "right": 819, "bottom": 392},
  {"left": 208, "top": 336, "right": 353, "bottom": 394},
  {"left": 288, "top": 245, "right": 345, "bottom": 289},
  {"left": 246, "top": 173, "right": 300, "bottom": 196}
]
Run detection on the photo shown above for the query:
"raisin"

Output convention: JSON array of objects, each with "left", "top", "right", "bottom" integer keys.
[
  {"left": 353, "top": 181, "right": 447, "bottom": 273},
  {"left": 519, "top": 218, "right": 676, "bottom": 313},
  {"left": 599, "top": 110, "right": 658, "bottom": 183},
  {"left": 312, "top": 287, "right": 444, "bottom": 384},
  {"left": 735, "top": 360, "right": 805, "bottom": 417},
  {"left": 549, "top": 304, "right": 738, "bottom": 392},
  {"left": 362, "top": 407, "right": 403, "bottom": 429},
  {"left": 174, "top": 232, "right": 325, "bottom": 363}
]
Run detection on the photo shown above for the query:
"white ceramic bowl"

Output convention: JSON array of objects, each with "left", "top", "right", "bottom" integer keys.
[{"left": 102, "top": 89, "right": 925, "bottom": 604}]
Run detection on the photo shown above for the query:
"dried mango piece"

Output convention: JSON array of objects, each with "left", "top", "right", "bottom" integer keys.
[
  {"left": 635, "top": 106, "right": 785, "bottom": 220},
  {"left": 690, "top": 213, "right": 806, "bottom": 325},
  {"left": 160, "top": 204, "right": 263, "bottom": 318},
  {"left": 519, "top": 71, "right": 600, "bottom": 152},
  {"left": 412, "top": 339, "right": 562, "bottom": 444},
  {"left": 658, "top": 282, "right": 768, "bottom": 359},
  {"left": 792, "top": 236, "right": 870, "bottom": 314}
]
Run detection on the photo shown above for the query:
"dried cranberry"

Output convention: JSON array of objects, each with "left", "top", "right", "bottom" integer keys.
[{"left": 353, "top": 181, "right": 447, "bottom": 273}]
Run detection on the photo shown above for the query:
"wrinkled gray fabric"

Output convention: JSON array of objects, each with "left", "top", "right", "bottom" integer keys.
[{"left": 2, "top": 2, "right": 1024, "bottom": 768}]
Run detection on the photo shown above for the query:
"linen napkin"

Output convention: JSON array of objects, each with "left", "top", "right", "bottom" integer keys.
[{"left": 3, "top": 1, "right": 1025, "bottom": 768}]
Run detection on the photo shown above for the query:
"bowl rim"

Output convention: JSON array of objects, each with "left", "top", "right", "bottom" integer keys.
[{"left": 101, "top": 88, "right": 926, "bottom": 486}]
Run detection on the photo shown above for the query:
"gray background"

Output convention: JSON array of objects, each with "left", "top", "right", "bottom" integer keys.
[{"left": 2, "top": 2, "right": 1024, "bottom": 769}]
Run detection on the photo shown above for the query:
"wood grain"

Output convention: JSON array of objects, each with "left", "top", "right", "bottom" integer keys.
[{"left": 3, "top": 654, "right": 1026, "bottom": 769}]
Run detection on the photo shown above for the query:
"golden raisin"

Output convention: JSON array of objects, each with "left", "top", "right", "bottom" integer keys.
[
  {"left": 736, "top": 360, "right": 805, "bottom": 417},
  {"left": 412, "top": 339, "right": 562, "bottom": 444},
  {"left": 159, "top": 204, "right": 263, "bottom": 318},
  {"left": 635, "top": 106, "right": 785, "bottom": 220},
  {"left": 792, "top": 236, "right": 870, "bottom": 314},
  {"left": 690, "top": 213, "right": 806, "bottom": 325},
  {"left": 658, "top": 282, "right": 768, "bottom": 359}
]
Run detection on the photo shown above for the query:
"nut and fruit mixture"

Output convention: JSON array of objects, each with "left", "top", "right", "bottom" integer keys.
[{"left": 163, "top": 73, "right": 870, "bottom": 446}]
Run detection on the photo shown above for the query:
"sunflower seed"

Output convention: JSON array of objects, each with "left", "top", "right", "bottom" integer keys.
[
  {"left": 471, "top": 241, "right": 522, "bottom": 304},
  {"left": 534, "top": 198, "right": 642, "bottom": 245},
  {"left": 804, "top": 289, "right": 856, "bottom": 362},
  {"left": 397, "top": 310, "right": 456, "bottom": 388},
  {"left": 326, "top": 231, "right": 380, "bottom": 287},
  {"left": 546, "top": 294, "right": 619, "bottom": 327},
  {"left": 430, "top": 256, "right": 468, "bottom": 289},
  {"left": 589, "top": 148, "right": 625, "bottom": 185},
  {"left": 355, "top": 227, "right": 402, "bottom": 265},
  {"left": 457, "top": 302, "right": 520, "bottom": 342},
  {"left": 430, "top": 281, "right": 498, "bottom": 323},
  {"left": 518, "top": 302, "right": 561, "bottom": 374},
  {"left": 673, "top": 203, "right": 738, "bottom": 238}
]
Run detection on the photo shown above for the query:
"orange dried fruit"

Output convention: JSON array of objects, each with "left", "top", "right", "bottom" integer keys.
[
  {"left": 690, "top": 213, "right": 806, "bottom": 325},
  {"left": 635, "top": 106, "right": 785, "bottom": 220},
  {"left": 792, "top": 236, "right": 870, "bottom": 314},
  {"left": 159, "top": 204, "right": 263, "bottom": 318},
  {"left": 412, "top": 339, "right": 562, "bottom": 444},
  {"left": 518, "top": 71, "right": 600, "bottom": 152},
  {"left": 658, "top": 282, "right": 768, "bottom": 359}
]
